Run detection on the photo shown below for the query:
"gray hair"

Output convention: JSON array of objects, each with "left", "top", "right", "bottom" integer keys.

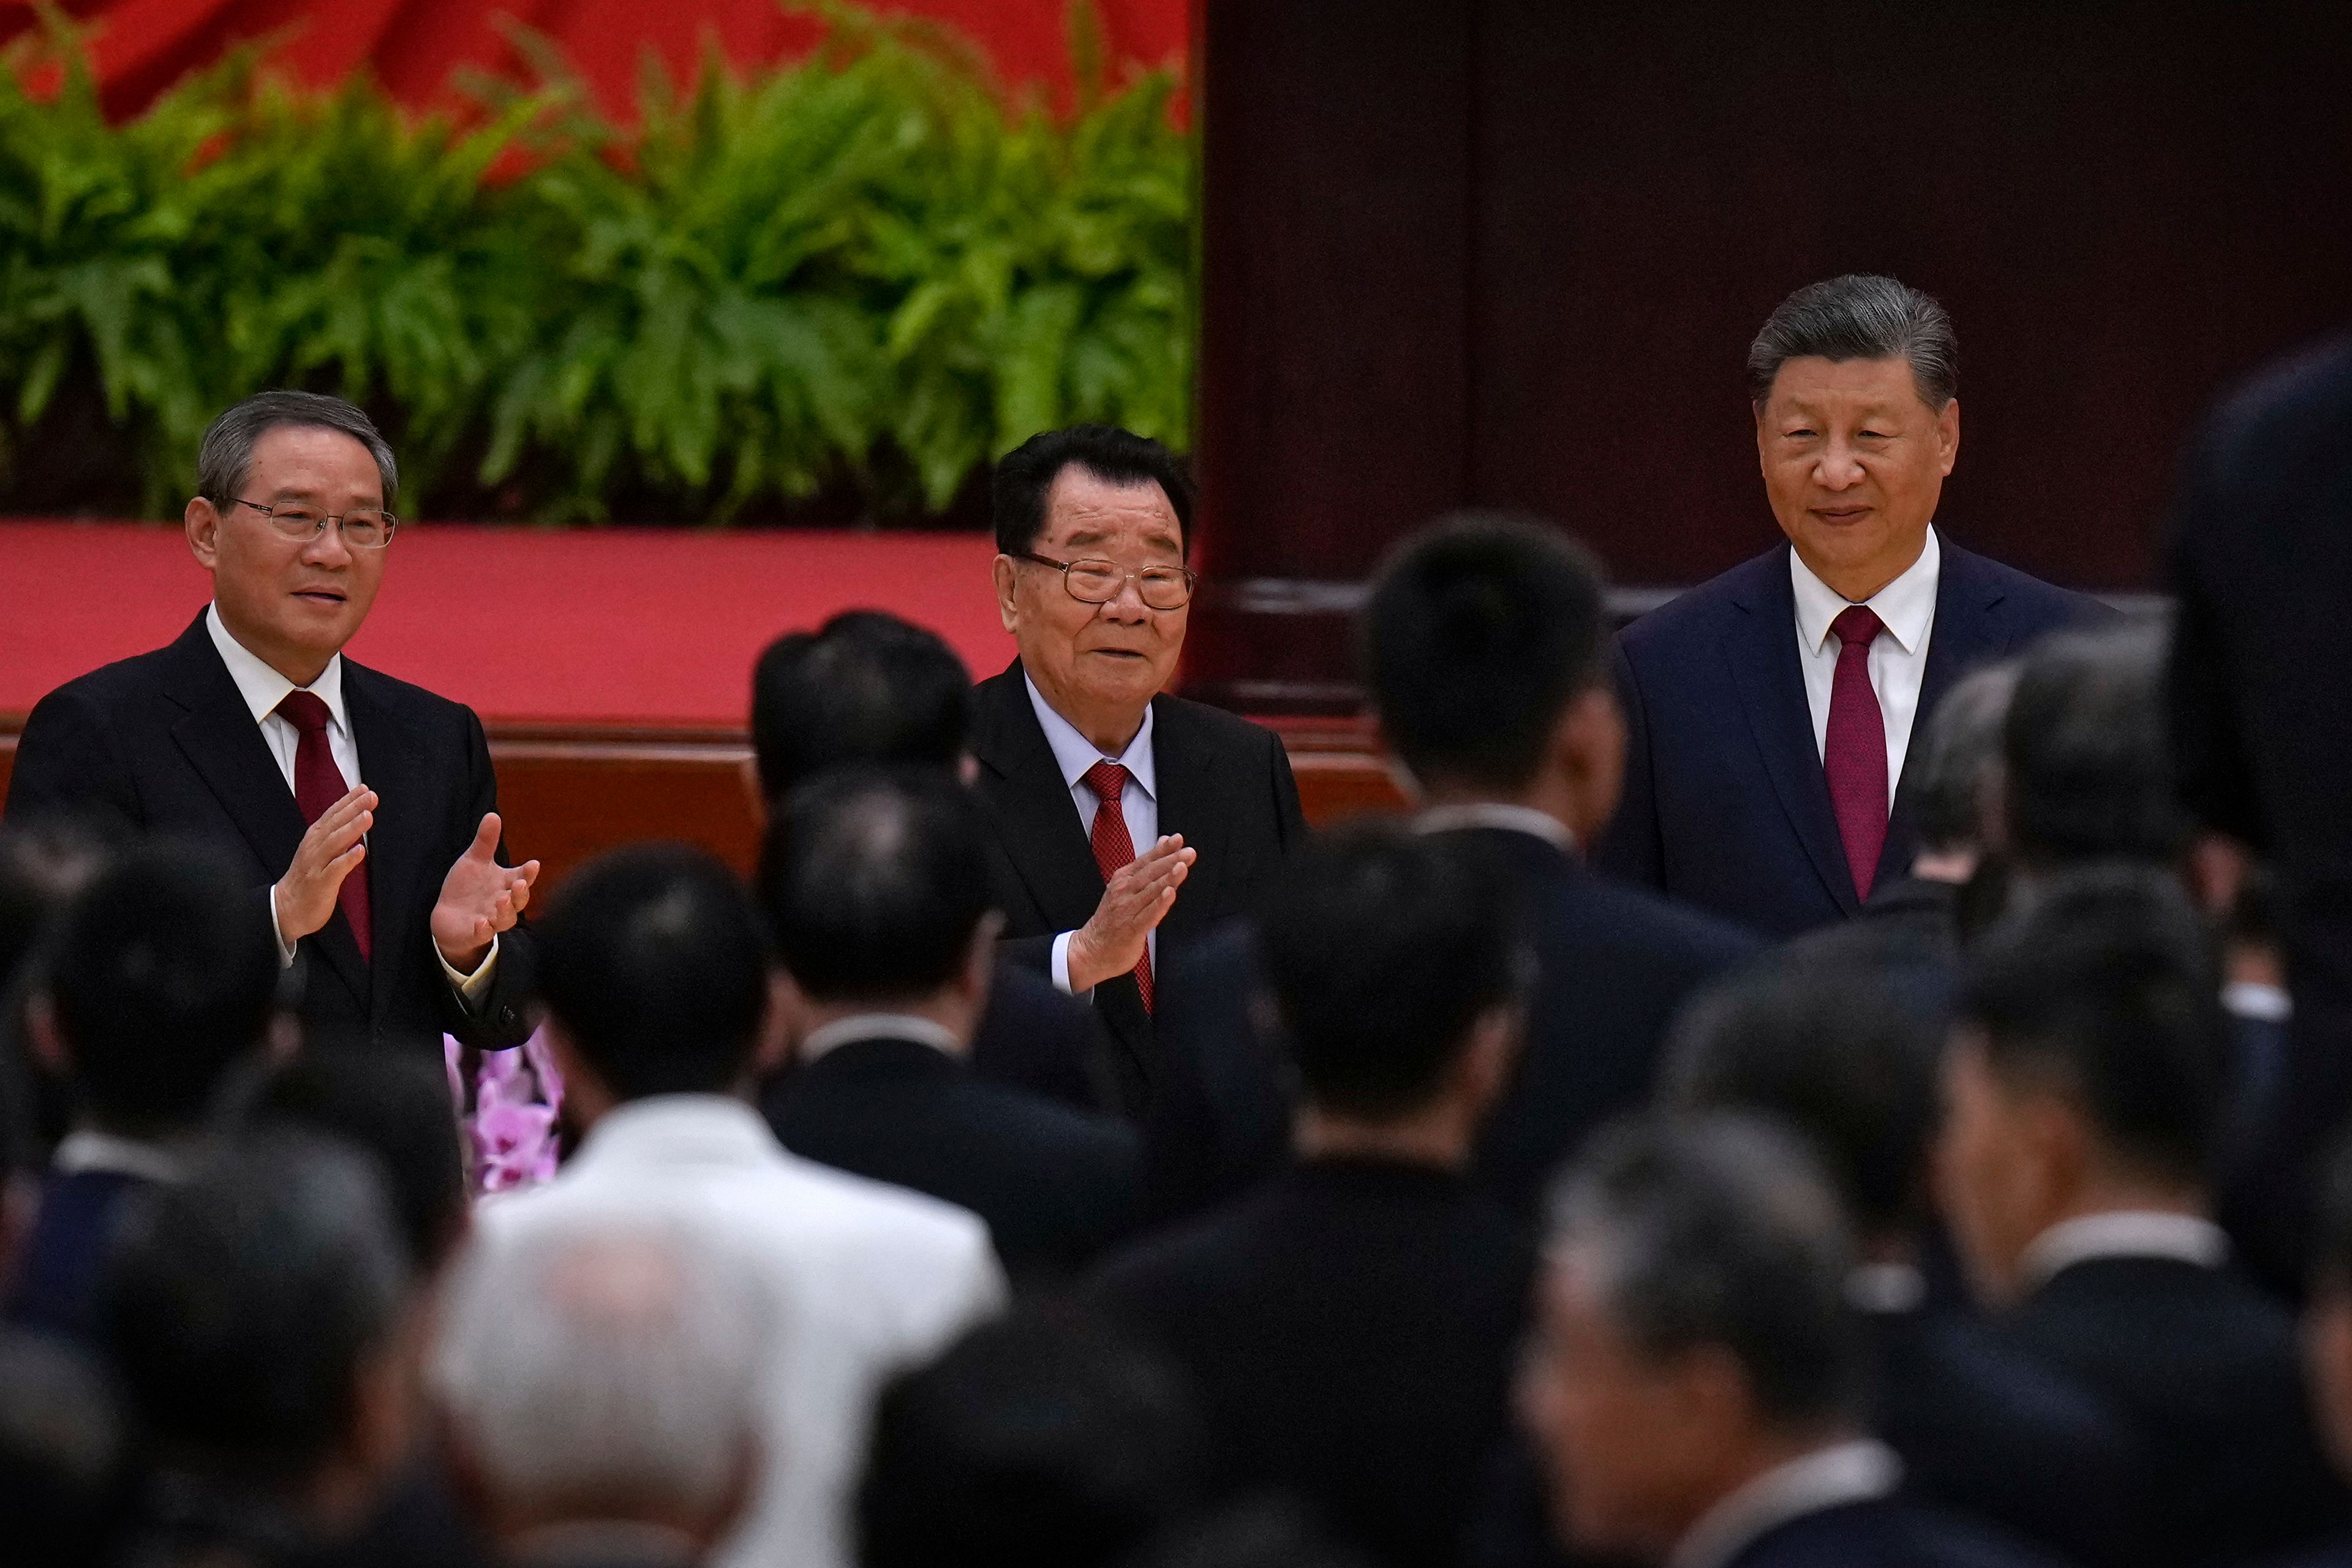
[
  {"left": 434, "top": 1213, "right": 769, "bottom": 1520},
  {"left": 1747, "top": 274, "right": 1958, "bottom": 409},
  {"left": 1546, "top": 1114, "right": 1861, "bottom": 1428},
  {"left": 1913, "top": 660, "right": 2021, "bottom": 855},
  {"left": 197, "top": 391, "right": 399, "bottom": 508}
]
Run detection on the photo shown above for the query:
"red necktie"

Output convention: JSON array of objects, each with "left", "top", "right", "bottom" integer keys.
[
  {"left": 1824, "top": 605, "right": 1888, "bottom": 904},
  {"left": 1082, "top": 761, "right": 1152, "bottom": 1012},
  {"left": 276, "top": 691, "right": 372, "bottom": 960}
]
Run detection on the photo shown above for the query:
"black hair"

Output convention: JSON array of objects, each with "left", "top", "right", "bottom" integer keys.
[
  {"left": 534, "top": 845, "right": 772, "bottom": 1099},
  {"left": 1747, "top": 274, "right": 1957, "bottom": 409},
  {"left": 1258, "top": 824, "right": 1524, "bottom": 1120},
  {"left": 1362, "top": 513, "right": 1610, "bottom": 794},
  {"left": 749, "top": 610, "right": 972, "bottom": 802},
  {"left": 2004, "top": 628, "right": 2185, "bottom": 870},
  {"left": 992, "top": 425, "right": 1194, "bottom": 558}
]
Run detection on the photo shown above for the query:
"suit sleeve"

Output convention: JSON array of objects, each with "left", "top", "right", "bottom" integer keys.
[
  {"left": 2165, "top": 432, "right": 2268, "bottom": 850},
  {"left": 1593, "top": 641, "right": 1665, "bottom": 888},
  {"left": 435, "top": 708, "right": 537, "bottom": 1050},
  {"left": 1267, "top": 723, "right": 1308, "bottom": 849},
  {"left": 997, "top": 933, "right": 1059, "bottom": 978},
  {"left": 5, "top": 685, "right": 140, "bottom": 834}
]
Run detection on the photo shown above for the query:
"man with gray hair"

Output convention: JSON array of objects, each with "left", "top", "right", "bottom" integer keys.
[
  {"left": 7, "top": 390, "right": 540, "bottom": 1056},
  {"left": 435, "top": 1213, "right": 769, "bottom": 1568},
  {"left": 1517, "top": 1114, "right": 2057, "bottom": 1568},
  {"left": 1599, "top": 275, "right": 2105, "bottom": 938}
]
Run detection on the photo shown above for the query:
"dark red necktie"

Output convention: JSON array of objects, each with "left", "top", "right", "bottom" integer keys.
[
  {"left": 1082, "top": 761, "right": 1152, "bottom": 1012},
  {"left": 276, "top": 691, "right": 371, "bottom": 960},
  {"left": 1824, "top": 605, "right": 1889, "bottom": 904}
]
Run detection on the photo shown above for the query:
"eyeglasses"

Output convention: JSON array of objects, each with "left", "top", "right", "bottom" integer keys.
[
  {"left": 1016, "top": 552, "right": 1196, "bottom": 611},
  {"left": 224, "top": 497, "right": 399, "bottom": 549}
]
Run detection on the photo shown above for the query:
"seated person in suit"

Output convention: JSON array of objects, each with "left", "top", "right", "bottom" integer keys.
[
  {"left": 7, "top": 848, "right": 281, "bottom": 1343},
  {"left": 1848, "top": 658, "right": 2016, "bottom": 957},
  {"left": 761, "top": 771, "right": 1142, "bottom": 1283},
  {"left": 1093, "top": 825, "right": 1536, "bottom": 1568},
  {"left": 1938, "top": 868, "right": 2350, "bottom": 1567},
  {"left": 979, "top": 424, "right": 1307, "bottom": 1118},
  {"left": 6, "top": 391, "right": 539, "bottom": 1056},
  {"left": 0, "top": 816, "right": 121, "bottom": 1166},
  {"left": 1150, "top": 514, "right": 1757, "bottom": 1220},
  {"left": 434, "top": 1210, "right": 766, "bottom": 1568},
  {"left": 1664, "top": 957, "right": 2138, "bottom": 1566},
  {"left": 749, "top": 609, "right": 1112, "bottom": 1114},
  {"left": 1599, "top": 274, "right": 2104, "bottom": 938},
  {"left": 1520, "top": 1114, "right": 2059, "bottom": 1568},
  {"left": 1996, "top": 628, "right": 2183, "bottom": 886}
]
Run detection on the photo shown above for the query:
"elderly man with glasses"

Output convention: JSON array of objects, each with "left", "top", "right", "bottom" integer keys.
[
  {"left": 976, "top": 424, "right": 1306, "bottom": 1119},
  {"left": 7, "top": 390, "right": 539, "bottom": 1057}
]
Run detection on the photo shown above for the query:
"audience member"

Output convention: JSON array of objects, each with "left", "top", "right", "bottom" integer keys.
[
  {"left": 481, "top": 844, "right": 1003, "bottom": 1568},
  {"left": 762, "top": 771, "right": 1140, "bottom": 1282},
  {"left": 0, "top": 815, "right": 119, "bottom": 1159},
  {"left": 1939, "top": 868, "right": 2348, "bottom": 1565},
  {"left": 750, "top": 609, "right": 1112, "bottom": 1112},
  {"left": 1520, "top": 1114, "right": 2056, "bottom": 1568},
  {"left": 6, "top": 846, "right": 282, "bottom": 1341},
  {"left": 435, "top": 1210, "right": 768, "bottom": 1568},
  {"left": 106, "top": 1131, "right": 418, "bottom": 1568},
  {"left": 1095, "top": 825, "right": 1534, "bottom": 1568},
  {"left": 859, "top": 1307, "right": 1206, "bottom": 1568},
  {"left": 1600, "top": 274, "right": 2106, "bottom": 937},
  {"left": 1664, "top": 959, "right": 2138, "bottom": 1564},
  {"left": 1999, "top": 627, "right": 2184, "bottom": 882},
  {"left": 0, "top": 1328, "right": 127, "bottom": 1567}
]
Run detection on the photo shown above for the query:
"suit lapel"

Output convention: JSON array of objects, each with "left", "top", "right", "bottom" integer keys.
[
  {"left": 1879, "top": 543, "right": 2009, "bottom": 888},
  {"left": 1721, "top": 548, "right": 1861, "bottom": 916},
  {"left": 972, "top": 663, "right": 1114, "bottom": 930},
  {"left": 346, "top": 663, "right": 432, "bottom": 1022},
  {"left": 1146, "top": 695, "right": 1226, "bottom": 943}
]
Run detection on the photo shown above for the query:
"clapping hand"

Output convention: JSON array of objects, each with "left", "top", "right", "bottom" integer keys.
[
  {"left": 274, "top": 785, "right": 375, "bottom": 946},
  {"left": 1065, "top": 834, "right": 1195, "bottom": 992},
  {"left": 432, "top": 813, "right": 540, "bottom": 972}
]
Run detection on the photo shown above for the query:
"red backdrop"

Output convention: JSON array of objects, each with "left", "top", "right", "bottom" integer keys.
[{"left": 1, "top": 0, "right": 1188, "bottom": 119}]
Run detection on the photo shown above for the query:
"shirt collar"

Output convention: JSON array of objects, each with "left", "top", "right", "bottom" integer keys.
[
  {"left": 801, "top": 1013, "right": 964, "bottom": 1063},
  {"left": 1415, "top": 802, "right": 1577, "bottom": 853},
  {"left": 206, "top": 602, "right": 348, "bottom": 736},
  {"left": 2018, "top": 1210, "right": 2231, "bottom": 1293},
  {"left": 54, "top": 1128, "right": 192, "bottom": 1185},
  {"left": 1789, "top": 526, "right": 1941, "bottom": 657},
  {"left": 1667, "top": 1439, "right": 1904, "bottom": 1568},
  {"left": 1023, "top": 669, "right": 1157, "bottom": 802}
]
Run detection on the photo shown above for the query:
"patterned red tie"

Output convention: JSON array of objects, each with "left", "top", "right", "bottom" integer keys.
[
  {"left": 1082, "top": 760, "right": 1152, "bottom": 1012},
  {"left": 276, "top": 691, "right": 371, "bottom": 960},
  {"left": 1824, "top": 605, "right": 1889, "bottom": 904}
]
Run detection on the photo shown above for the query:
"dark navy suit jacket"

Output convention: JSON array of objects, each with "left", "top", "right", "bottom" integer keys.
[
  {"left": 4, "top": 1167, "right": 151, "bottom": 1343},
  {"left": 1597, "top": 538, "right": 2105, "bottom": 938}
]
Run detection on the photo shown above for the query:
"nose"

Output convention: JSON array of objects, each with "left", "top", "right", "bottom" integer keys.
[
  {"left": 301, "top": 519, "right": 353, "bottom": 568},
  {"left": 1814, "top": 437, "right": 1866, "bottom": 491},
  {"left": 1095, "top": 573, "right": 1153, "bottom": 623}
]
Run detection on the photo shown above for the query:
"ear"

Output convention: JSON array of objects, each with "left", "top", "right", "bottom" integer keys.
[
  {"left": 756, "top": 968, "right": 803, "bottom": 1075},
  {"left": 1457, "top": 1003, "right": 1525, "bottom": 1113},
  {"left": 345, "top": 1300, "right": 425, "bottom": 1486},
  {"left": 1669, "top": 1342, "right": 1761, "bottom": 1458},
  {"left": 539, "top": 1014, "right": 614, "bottom": 1125},
  {"left": 265, "top": 1008, "right": 303, "bottom": 1066},
  {"left": 23, "top": 992, "right": 68, "bottom": 1077},
  {"left": 992, "top": 555, "right": 1022, "bottom": 635},
  {"left": 1935, "top": 397, "right": 1961, "bottom": 476},
  {"left": 186, "top": 494, "right": 223, "bottom": 571}
]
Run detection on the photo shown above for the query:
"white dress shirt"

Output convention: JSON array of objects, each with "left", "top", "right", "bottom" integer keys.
[
  {"left": 53, "top": 1128, "right": 194, "bottom": 1185},
  {"left": 801, "top": 1013, "right": 963, "bottom": 1063},
  {"left": 1668, "top": 1439, "right": 1904, "bottom": 1568},
  {"left": 2016, "top": 1210, "right": 2231, "bottom": 1295},
  {"left": 1024, "top": 673, "right": 1159, "bottom": 995},
  {"left": 1415, "top": 801, "right": 1577, "bottom": 853},
  {"left": 1790, "top": 526, "right": 1942, "bottom": 797},
  {"left": 205, "top": 604, "right": 494, "bottom": 995},
  {"left": 474, "top": 1095, "right": 1005, "bottom": 1568}
]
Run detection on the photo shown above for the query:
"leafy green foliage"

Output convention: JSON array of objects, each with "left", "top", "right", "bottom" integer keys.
[{"left": 0, "top": 2, "right": 1193, "bottom": 522}]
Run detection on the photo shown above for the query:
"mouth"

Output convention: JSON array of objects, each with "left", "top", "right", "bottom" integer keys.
[
  {"left": 291, "top": 587, "right": 348, "bottom": 607},
  {"left": 1087, "top": 648, "right": 1148, "bottom": 661}
]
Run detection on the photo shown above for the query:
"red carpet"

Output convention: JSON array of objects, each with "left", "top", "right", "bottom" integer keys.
[{"left": 0, "top": 522, "right": 1014, "bottom": 728}]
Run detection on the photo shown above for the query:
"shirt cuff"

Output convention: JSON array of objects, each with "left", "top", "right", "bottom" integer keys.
[
  {"left": 1050, "top": 931, "right": 1091, "bottom": 998},
  {"left": 439, "top": 932, "right": 500, "bottom": 1006},
  {"left": 268, "top": 884, "right": 296, "bottom": 970}
]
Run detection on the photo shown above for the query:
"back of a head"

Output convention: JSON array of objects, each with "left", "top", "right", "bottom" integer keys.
[
  {"left": 992, "top": 425, "right": 1195, "bottom": 557},
  {"left": 1912, "top": 660, "right": 2019, "bottom": 858},
  {"left": 0, "top": 1329, "right": 124, "bottom": 1568},
  {"left": 0, "top": 817, "right": 119, "bottom": 997},
  {"left": 2004, "top": 627, "right": 2183, "bottom": 869},
  {"left": 1663, "top": 960, "right": 1940, "bottom": 1238},
  {"left": 1363, "top": 514, "right": 1609, "bottom": 794},
  {"left": 1259, "top": 824, "right": 1523, "bottom": 1121},
  {"left": 105, "top": 1131, "right": 407, "bottom": 1481},
  {"left": 860, "top": 1308, "right": 1205, "bottom": 1568},
  {"left": 535, "top": 845, "right": 771, "bottom": 1100},
  {"left": 48, "top": 845, "right": 280, "bottom": 1137},
  {"left": 764, "top": 770, "right": 992, "bottom": 1005},
  {"left": 1548, "top": 1114, "right": 1861, "bottom": 1431},
  {"left": 435, "top": 1212, "right": 766, "bottom": 1531},
  {"left": 750, "top": 611, "right": 972, "bottom": 802},
  {"left": 1959, "top": 865, "right": 2226, "bottom": 1188}
]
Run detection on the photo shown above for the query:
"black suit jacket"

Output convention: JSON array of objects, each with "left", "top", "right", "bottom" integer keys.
[
  {"left": 1598, "top": 539, "right": 2106, "bottom": 938},
  {"left": 763, "top": 1035, "right": 1142, "bottom": 1283},
  {"left": 970, "top": 661, "right": 1308, "bottom": 1117},
  {"left": 2, "top": 1167, "right": 149, "bottom": 1343},
  {"left": 1145, "top": 826, "right": 1758, "bottom": 1221},
  {"left": 1091, "top": 1158, "right": 1534, "bottom": 1568},
  {"left": 1726, "top": 1498, "right": 2062, "bottom": 1568},
  {"left": 1997, "top": 1255, "right": 2350, "bottom": 1568},
  {"left": 4, "top": 611, "right": 534, "bottom": 1053}
]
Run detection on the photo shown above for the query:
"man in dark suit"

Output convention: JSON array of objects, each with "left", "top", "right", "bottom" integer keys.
[
  {"left": 1149, "top": 516, "right": 1756, "bottom": 1219},
  {"left": 1939, "top": 869, "right": 2350, "bottom": 1568},
  {"left": 976, "top": 424, "right": 1307, "bottom": 1118},
  {"left": 763, "top": 770, "right": 1141, "bottom": 1283},
  {"left": 1521, "top": 1115, "right": 2060, "bottom": 1568},
  {"left": 2296, "top": 1144, "right": 2352, "bottom": 1568},
  {"left": 1599, "top": 275, "right": 2105, "bottom": 938},
  {"left": 748, "top": 609, "right": 1113, "bottom": 1114},
  {"left": 1092, "top": 824, "right": 1534, "bottom": 1568},
  {"left": 7, "top": 849, "right": 279, "bottom": 1342},
  {"left": 4, "top": 392, "right": 538, "bottom": 1055}
]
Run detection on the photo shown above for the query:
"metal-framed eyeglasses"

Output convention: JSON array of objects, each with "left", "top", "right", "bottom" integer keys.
[
  {"left": 1016, "top": 552, "right": 1196, "bottom": 611},
  {"left": 224, "top": 497, "right": 399, "bottom": 549}
]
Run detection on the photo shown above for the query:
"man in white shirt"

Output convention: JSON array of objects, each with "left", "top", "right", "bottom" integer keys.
[
  {"left": 1599, "top": 274, "right": 2106, "bottom": 938},
  {"left": 478, "top": 844, "right": 1004, "bottom": 1568}
]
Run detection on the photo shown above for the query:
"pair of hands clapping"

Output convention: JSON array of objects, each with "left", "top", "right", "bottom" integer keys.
[{"left": 273, "top": 786, "right": 540, "bottom": 970}]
